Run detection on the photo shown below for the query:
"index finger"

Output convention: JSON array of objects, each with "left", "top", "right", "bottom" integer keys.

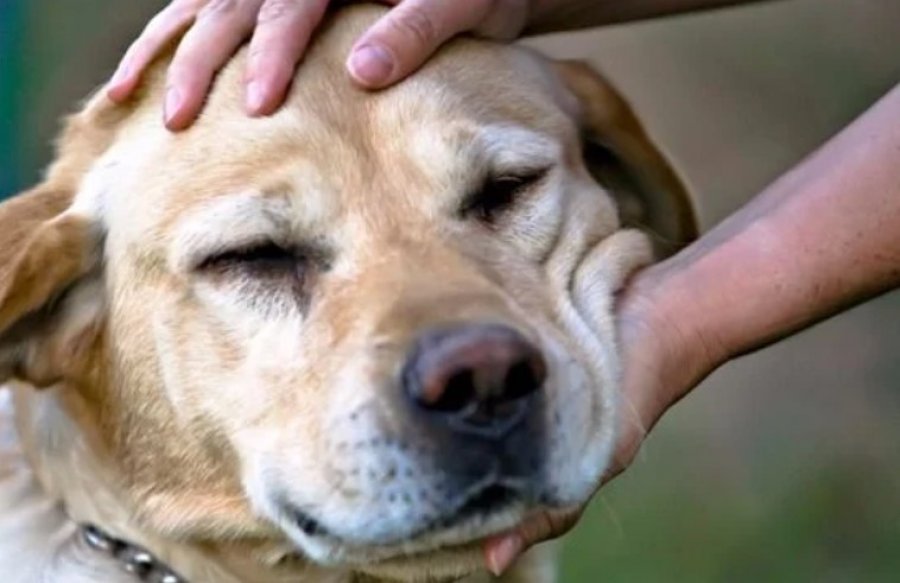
[
  {"left": 244, "top": 0, "right": 330, "bottom": 116},
  {"left": 107, "top": 0, "right": 205, "bottom": 102}
]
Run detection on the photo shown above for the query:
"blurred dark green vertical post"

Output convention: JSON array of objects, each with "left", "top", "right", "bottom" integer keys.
[{"left": 0, "top": 0, "right": 23, "bottom": 197}]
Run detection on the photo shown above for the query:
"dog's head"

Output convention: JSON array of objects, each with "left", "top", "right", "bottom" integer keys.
[{"left": 0, "top": 5, "right": 695, "bottom": 580}]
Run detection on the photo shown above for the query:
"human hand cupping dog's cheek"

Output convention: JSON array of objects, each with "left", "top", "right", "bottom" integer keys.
[{"left": 483, "top": 229, "right": 656, "bottom": 575}]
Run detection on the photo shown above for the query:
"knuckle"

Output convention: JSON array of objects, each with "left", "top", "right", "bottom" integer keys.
[
  {"left": 166, "top": 64, "right": 190, "bottom": 88},
  {"left": 168, "top": 0, "right": 207, "bottom": 22},
  {"left": 549, "top": 511, "right": 578, "bottom": 536},
  {"left": 142, "top": 10, "right": 175, "bottom": 41},
  {"left": 179, "top": 51, "right": 218, "bottom": 79},
  {"left": 180, "top": 0, "right": 209, "bottom": 9},
  {"left": 199, "top": 0, "right": 239, "bottom": 19},
  {"left": 170, "top": 46, "right": 211, "bottom": 80},
  {"left": 524, "top": 513, "right": 555, "bottom": 543},
  {"left": 247, "top": 44, "right": 267, "bottom": 61},
  {"left": 522, "top": 509, "right": 578, "bottom": 544},
  {"left": 391, "top": 7, "right": 438, "bottom": 47},
  {"left": 539, "top": 515, "right": 562, "bottom": 539},
  {"left": 476, "top": 0, "right": 530, "bottom": 39},
  {"left": 258, "top": 0, "right": 297, "bottom": 24},
  {"left": 487, "top": 0, "right": 528, "bottom": 17},
  {"left": 246, "top": 45, "right": 279, "bottom": 71}
]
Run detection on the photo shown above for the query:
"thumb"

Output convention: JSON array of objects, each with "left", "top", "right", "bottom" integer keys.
[{"left": 346, "top": 0, "right": 493, "bottom": 88}]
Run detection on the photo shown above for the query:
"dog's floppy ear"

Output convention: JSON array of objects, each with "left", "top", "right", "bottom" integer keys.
[
  {"left": 0, "top": 183, "right": 104, "bottom": 387},
  {"left": 555, "top": 60, "right": 699, "bottom": 256},
  {"left": 0, "top": 88, "right": 128, "bottom": 386}
]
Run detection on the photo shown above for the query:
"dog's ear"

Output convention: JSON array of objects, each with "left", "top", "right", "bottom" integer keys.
[
  {"left": 555, "top": 60, "right": 699, "bottom": 256},
  {"left": 0, "top": 184, "right": 104, "bottom": 387},
  {"left": 0, "top": 91, "right": 121, "bottom": 387}
]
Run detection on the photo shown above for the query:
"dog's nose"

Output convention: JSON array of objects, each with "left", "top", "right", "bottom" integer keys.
[{"left": 403, "top": 324, "right": 546, "bottom": 438}]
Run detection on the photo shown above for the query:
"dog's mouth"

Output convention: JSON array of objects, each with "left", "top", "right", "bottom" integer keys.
[
  {"left": 447, "top": 484, "right": 517, "bottom": 525},
  {"left": 285, "top": 482, "right": 523, "bottom": 549},
  {"left": 414, "top": 483, "right": 520, "bottom": 539}
]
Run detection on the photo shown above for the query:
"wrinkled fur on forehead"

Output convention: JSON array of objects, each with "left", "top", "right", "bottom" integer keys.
[
  {"left": 42, "top": 6, "right": 691, "bottom": 271},
  {"left": 56, "top": 15, "right": 585, "bottom": 297}
]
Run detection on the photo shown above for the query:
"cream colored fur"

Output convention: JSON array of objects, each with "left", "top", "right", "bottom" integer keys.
[{"left": 0, "top": 5, "right": 693, "bottom": 582}]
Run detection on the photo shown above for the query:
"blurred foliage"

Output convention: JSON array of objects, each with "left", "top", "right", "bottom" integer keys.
[{"left": 562, "top": 438, "right": 900, "bottom": 582}]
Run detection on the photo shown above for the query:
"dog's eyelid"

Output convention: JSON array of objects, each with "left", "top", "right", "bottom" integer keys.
[
  {"left": 491, "top": 165, "right": 552, "bottom": 183},
  {"left": 460, "top": 165, "right": 552, "bottom": 223},
  {"left": 193, "top": 237, "right": 333, "bottom": 279},
  {"left": 195, "top": 239, "right": 295, "bottom": 272},
  {"left": 175, "top": 233, "right": 284, "bottom": 273}
]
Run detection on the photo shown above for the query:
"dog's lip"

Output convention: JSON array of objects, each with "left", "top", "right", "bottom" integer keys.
[
  {"left": 282, "top": 480, "right": 526, "bottom": 548},
  {"left": 288, "top": 507, "right": 328, "bottom": 538},
  {"left": 420, "top": 483, "right": 519, "bottom": 534}
]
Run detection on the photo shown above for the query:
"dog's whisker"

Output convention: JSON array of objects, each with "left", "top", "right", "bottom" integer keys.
[{"left": 598, "top": 494, "right": 626, "bottom": 540}]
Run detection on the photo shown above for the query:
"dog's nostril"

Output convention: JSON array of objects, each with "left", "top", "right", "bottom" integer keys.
[
  {"left": 504, "top": 357, "right": 546, "bottom": 402},
  {"left": 432, "top": 370, "right": 477, "bottom": 412},
  {"left": 404, "top": 324, "right": 546, "bottom": 435}
]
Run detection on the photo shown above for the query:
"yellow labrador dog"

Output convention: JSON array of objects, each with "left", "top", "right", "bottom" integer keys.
[{"left": 0, "top": 5, "right": 695, "bottom": 582}]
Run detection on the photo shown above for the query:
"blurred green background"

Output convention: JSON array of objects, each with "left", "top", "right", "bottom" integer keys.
[{"left": 2, "top": 1, "right": 899, "bottom": 581}]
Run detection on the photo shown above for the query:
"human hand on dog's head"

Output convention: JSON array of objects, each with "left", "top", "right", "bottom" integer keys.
[
  {"left": 484, "top": 260, "right": 729, "bottom": 575},
  {"left": 107, "top": 0, "right": 534, "bottom": 130},
  {"left": 107, "top": 0, "right": 766, "bottom": 130}
]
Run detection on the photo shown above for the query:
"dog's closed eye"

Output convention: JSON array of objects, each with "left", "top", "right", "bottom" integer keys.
[
  {"left": 198, "top": 242, "right": 307, "bottom": 280},
  {"left": 461, "top": 168, "right": 550, "bottom": 224},
  {"left": 194, "top": 241, "right": 331, "bottom": 315}
]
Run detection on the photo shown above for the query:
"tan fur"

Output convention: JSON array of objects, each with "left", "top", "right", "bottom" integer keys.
[{"left": 0, "top": 5, "right": 694, "bottom": 582}]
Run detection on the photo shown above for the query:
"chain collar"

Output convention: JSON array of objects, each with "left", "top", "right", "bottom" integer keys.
[{"left": 80, "top": 524, "right": 187, "bottom": 583}]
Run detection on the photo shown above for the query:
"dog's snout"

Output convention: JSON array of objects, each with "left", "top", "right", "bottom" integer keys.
[{"left": 403, "top": 324, "right": 546, "bottom": 437}]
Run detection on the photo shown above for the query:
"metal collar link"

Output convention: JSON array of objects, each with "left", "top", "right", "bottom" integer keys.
[{"left": 81, "top": 524, "right": 187, "bottom": 583}]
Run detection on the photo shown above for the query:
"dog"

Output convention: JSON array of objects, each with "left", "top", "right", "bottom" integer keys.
[{"left": 0, "top": 4, "right": 696, "bottom": 582}]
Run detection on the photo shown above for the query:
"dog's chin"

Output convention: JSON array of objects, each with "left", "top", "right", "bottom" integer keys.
[
  {"left": 278, "top": 499, "right": 533, "bottom": 579},
  {"left": 347, "top": 539, "right": 489, "bottom": 582},
  {"left": 258, "top": 467, "right": 597, "bottom": 580}
]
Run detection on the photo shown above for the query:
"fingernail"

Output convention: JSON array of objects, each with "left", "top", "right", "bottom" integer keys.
[
  {"left": 347, "top": 44, "right": 394, "bottom": 86},
  {"left": 487, "top": 536, "right": 523, "bottom": 576},
  {"left": 164, "top": 87, "right": 181, "bottom": 126},
  {"left": 246, "top": 81, "right": 266, "bottom": 115}
]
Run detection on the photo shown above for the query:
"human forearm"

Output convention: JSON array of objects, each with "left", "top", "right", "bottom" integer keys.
[
  {"left": 645, "top": 83, "right": 900, "bottom": 381},
  {"left": 528, "top": 0, "right": 777, "bottom": 34}
]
